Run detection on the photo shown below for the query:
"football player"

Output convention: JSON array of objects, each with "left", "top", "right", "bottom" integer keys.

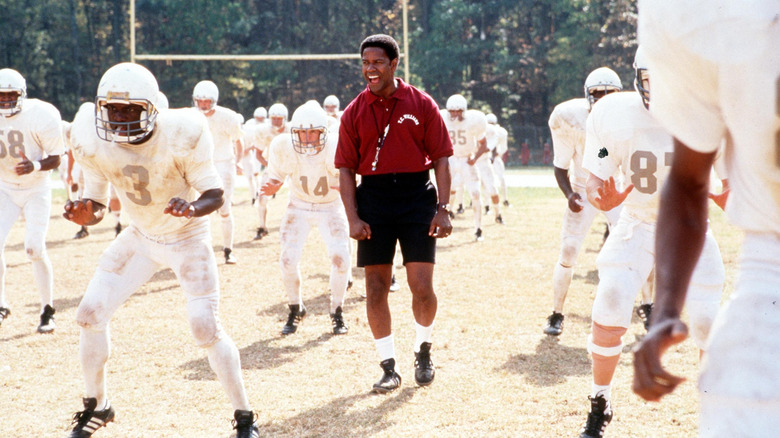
[
  {"left": 0, "top": 68, "right": 63, "bottom": 333},
  {"left": 543, "top": 67, "right": 625, "bottom": 336},
  {"left": 486, "top": 113, "right": 510, "bottom": 207},
  {"left": 63, "top": 62, "right": 259, "bottom": 437},
  {"left": 192, "top": 80, "right": 244, "bottom": 264},
  {"left": 252, "top": 102, "right": 288, "bottom": 240},
  {"left": 441, "top": 94, "right": 490, "bottom": 240},
  {"left": 577, "top": 47, "right": 725, "bottom": 438},
  {"left": 241, "top": 107, "right": 267, "bottom": 206},
  {"left": 261, "top": 102, "right": 351, "bottom": 335},
  {"left": 632, "top": 2, "right": 780, "bottom": 435}
]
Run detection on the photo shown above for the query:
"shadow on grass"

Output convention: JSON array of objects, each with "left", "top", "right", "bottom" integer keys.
[
  {"left": 255, "top": 387, "right": 417, "bottom": 438},
  {"left": 497, "top": 336, "right": 590, "bottom": 386}
]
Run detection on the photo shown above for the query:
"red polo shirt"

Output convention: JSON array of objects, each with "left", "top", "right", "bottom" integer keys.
[{"left": 335, "top": 78, "right": 453, "bottom": 175}]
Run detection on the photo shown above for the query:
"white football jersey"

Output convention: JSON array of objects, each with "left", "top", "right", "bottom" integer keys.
[
  {"left": 549, "top": 98, "right": 590, "bottom": 187},
  {"left": 495, "top": 125, "right": 508, "bottom": 156},
  {"left": 583, "top": 92, "right": 673, "bottom": 223},
  {"left": 204, "top": 105, "right": 242, "bottom": 163},
  {"left": 265, "top": 133, "right": 340, "bottom": 204},
  {"left": 71, "top": 103, "right": 222, "bottom": 237},
  {"left": 0, "top": 99, "right": 64, "bottom": 188},
  {"left": 441, "top": 109, "right": 488, "bottom": 158},
  {"left": 639, "top": 0, "right": 780, "bottom": 234},
  {"left": 249, "top": 121, "right": 287, "bottom": 161}
]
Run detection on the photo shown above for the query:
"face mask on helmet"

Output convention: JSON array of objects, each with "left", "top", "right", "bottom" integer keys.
[
  {"left": 268, "top": 103, "right": 289, "bottom": 128},
  {"left": 0, "top": 69, "right": 27, "bottom": 117},
  {"left": 584, "top": 67, "right": 622, "bottom": 109},
  {"left": 633, "top": 46, "right": 651, "bottom": 109},
  {"left": 323, "top": 95, "right": 340, "bottom": 115},
  {"left": 446, "top": 94, "right": 467, "bottom": 121},
  {"left": 192, "top": 80, "right": 218, "bottom": 113},
  {"left": 95, "top": 63, "right": 159, "bottom": 144},
  {"left": 290, "top": 104, "right": 328, "bottom": 156}
]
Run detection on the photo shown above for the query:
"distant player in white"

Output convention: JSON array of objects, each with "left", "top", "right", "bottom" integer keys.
[
  {"left": 242, "top": 107, "right": 267, "bottom": 206},
  {"left": 542, "top": 67, "right": 624, "bottom": 336},
  {"left": 474, "top": 115, "right": 503, "bottom": 225},
  {"left": 577, "top": 48, "right": 724, "bottom": 438},
  {"left": 323, "top": 94, "right": 342, "bottom": 121},
  {"left": 192, "top": 80, "right": 243, "bottom": 265},
  {"left": 261, "top": 102, "right": 351, "bottom": 336},
  {"left": 0, "top": 68, "right": 62, "bottom": 333},
  {"left": 63, "top": 63, "right": 259, "bottom": 437},
  {"left": 253, "top": 102, "right": 288, "bottom": 240},
  {"left": 441, "top": 94, "right": 490, "bottom": 241},
  {"left": 632, "top": 2, "right": 780, "bottom": 436},
  {"left": 486, "top": 113, "right": 510, "bottom": 207}
]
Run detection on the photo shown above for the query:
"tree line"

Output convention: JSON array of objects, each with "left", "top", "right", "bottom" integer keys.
[{"left": 0, "top": 0, "right": 638, "bottom": 161}]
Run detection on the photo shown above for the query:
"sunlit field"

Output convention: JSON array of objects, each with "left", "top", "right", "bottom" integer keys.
[{"left": 0, "top": 168, "right": 741, "bottom": 437}]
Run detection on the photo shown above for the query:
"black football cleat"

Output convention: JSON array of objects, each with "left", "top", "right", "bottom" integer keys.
[
  {"left": 73, "top": 226, "right": 89, "bottom": 240},
  {"left": 224, "top": 248, "right": 237, "bottom": 265},
  {"left": 0, "top": 307, "right": 10, "bottom": 327},
  {"left": 372, "top": 358, "right": 401, "bottom": 394},
  {"left": 330, "top": 306, "right": 348, "bottom": 335},
  {"left": 69, "top": 398, "right": 115, "bottom": 437},
  {"left": 37, "top": 304, "right": 56, "bottom": 334},
  {"left": 232, "top": 409, "right": 260, "bottom": 438},
  {"left": 636, "top": 303, "right": 653, "bottom": 331},
  {"left": 254, "top": 227, "right": 269, "bottom": 240},
  {"left": 281, "top": 304, "right": 307, "bottom": 335},
  {"left": 579, "top": 394, "right": 613, "bottom": 438},
  {"left": 543, "top": 311, "right": 564, "bottom": 336},
  {"left": 414, "top": 342, "right": 435, "bottom": 386}
]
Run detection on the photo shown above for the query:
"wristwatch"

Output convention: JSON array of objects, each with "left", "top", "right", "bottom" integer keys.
[{"left": 437, "top": 203, "right": 451, "bottom": 213}]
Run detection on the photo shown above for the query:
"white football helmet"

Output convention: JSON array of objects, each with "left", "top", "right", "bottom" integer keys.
[
  {"left": 268, "top": 103, "right": 289, "bottom": 122},
  {"left": 584, "top": 67, "right": 622, "bottom": 108},
  {"left": 156, "top": 91, "right": 169, "bottom": 110},
  {"left": 633, "top": 46, "right": 650, "bottom": 109},
  {"left": 323, "top": 95, "right": 340, "bottom": 114},
  {"left": 192, "top": 80, "right": 218, "bottom": 113},
  {"left": 253, "top": 107, "right": 267, "bottom": 120},
  {"left": 446, "top": 94, "right": 468, "bottom": 112},
  {"left": 95, "top": 62, "right": 159, "bottom": 143},
  {"left": 290, "top": 103, "right": 328, "bottom": 156},
  {"left": 0, "top": 68, "right": 26, "bottom": 117},
  {"left": 486, "top": 113, "right": 498, "bottom": 124}
]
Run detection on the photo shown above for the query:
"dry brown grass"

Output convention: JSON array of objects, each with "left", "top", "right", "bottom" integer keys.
[{"left": 0, "top": 172, "right": 740, "bottom": 437}]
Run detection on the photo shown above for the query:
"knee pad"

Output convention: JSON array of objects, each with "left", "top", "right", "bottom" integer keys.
[
  {"left": 587, "top": 323, "right": 627, "bottom": 357},
  {"left": 187, "top": 294, "right": 223, "bottom": 347}
]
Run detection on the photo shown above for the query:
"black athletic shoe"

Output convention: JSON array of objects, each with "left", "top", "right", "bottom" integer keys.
[
  {"left": 347, "top": 280, "right": 353, "bottom": 290},
  {"left": 224, "top": 248, "right": 237, "bottom": 264},
  {"left": 389, "top": 274, "right": 400, "bottom": 292},
  {"left": 0, "top": 307, "right": 9, "bottom": 327},
  {"left": 330, "top": 306, "right": 348, "bottom": 335},
  {"left": 636, "top": 303, "right": 653, "bottom": 331},
  {"left": 232, "top": 409, "right": 259, "bottom": 438},
  {"left": 114, "top": 223, "right": 122, "bottom": 237},
  {"left": 281, "top": 304, "right": 307, "bottom": 335},
  {"left": 414, "top": 342, "right": 435, "bottom": 386},
  {"left": 484, "top": 205, "right": 490, "bottom": 215},
  {"left": 503, "top": 200, "right": 510, "bottom": 207},
  {"left": 372, "top": 358, "right": 401, "bottom": 394},
  {"left": 495, "top": 214, "right": 504, "bottom": 224},
  {"left": 579, "top": 394, "right": 613, "bottom": 438},
  {"left": 251, "top": 197, "right": 257, "bottom": 206},
  {"left": 456, "top": 204, "right": 464, "bottom": 215},
  {"left": 73, "top": 226, "right": 89, "bottom": 240},
  {"left": 37, "top": 304, "right": 56, "bottom": 334},
  {"left": 69, "top": 398, "right": 115, "bottom": 437},
  {"left": 543, "top": 311, "right": 564, "bottom": 336},
  {"left": 475, "top": 228, "right": 483, "bottom": 242},
  {"left": 254, "top": 227, "right": 269, "bottom": 240}
]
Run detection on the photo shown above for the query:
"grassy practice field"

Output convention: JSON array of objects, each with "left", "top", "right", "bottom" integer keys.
[{"left": 0, "top": 169, "right": 742, "bottom": 437}]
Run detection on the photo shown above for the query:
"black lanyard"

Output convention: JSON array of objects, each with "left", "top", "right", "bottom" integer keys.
[{"left": 369, "top": 98, "right": 399, "bottom": 171}]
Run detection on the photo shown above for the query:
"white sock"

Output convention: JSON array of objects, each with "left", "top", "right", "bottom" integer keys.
[
  {"left": 592, "top": 384, "right": 611, "bottom": 401},
  {"left": 374, "top": 334, "right": 395, "bottom": 361},
  {"left": 414, "top": 322, "right": 434, "bottom": 352}
]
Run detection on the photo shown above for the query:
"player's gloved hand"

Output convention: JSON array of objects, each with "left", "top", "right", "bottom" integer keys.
[{"left": 164, "top": 197, "right": 195, "bottom": 218}]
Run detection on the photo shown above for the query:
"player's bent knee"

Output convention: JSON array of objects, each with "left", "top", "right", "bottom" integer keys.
[
  {"left": 25, "top": 245, "right": 45, "bottom": 261},
  {"left": 76, "top": 302, "right": 109, "bottom": 331},
  {"left": 588, "top": 322, "right": 627, "bottom": 357},
  {"left": 187, "top": 296, "right": 222, "bottom": 347}
]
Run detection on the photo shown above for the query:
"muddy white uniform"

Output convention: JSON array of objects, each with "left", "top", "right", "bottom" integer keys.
[
  {"left": 266, "top": 133, "right": 349, "bottom": 313},
  {"left": 583, "top": 91, "right": 724, "bottom": 348},
  {"left": 254, "top": 121, "right": 287, "bottom": 232},
  {"left": 241, "top": 118, "right": 266, "bottom": 201},
  {"left": 548, "top": 97, "right": 622, "bottom": 312},
  {"left": 477, "top": 123, "right": 499, "bottom": 201},
  {"left": 0, "top": 98, "right": 63, "bottom": 312},
  {"left": 489, "top": 123, "right": 509, "bottom": 204},
  {"left": 442, "top": 108, "right": 487, "bottom": 232},
  {"left": 204, "top": 105, "right": 242, "bottom": 253},
  {"left": 640, "top": 1, "right": 780, "bottom": 434}
]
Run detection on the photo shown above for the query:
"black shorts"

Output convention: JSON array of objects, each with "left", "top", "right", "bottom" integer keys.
[
  {"left": 355, "top": 171, "right": 438, "bottom": 267},
  {"left": 357, "top": 222, "right": 436, "bottom": 267}
]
